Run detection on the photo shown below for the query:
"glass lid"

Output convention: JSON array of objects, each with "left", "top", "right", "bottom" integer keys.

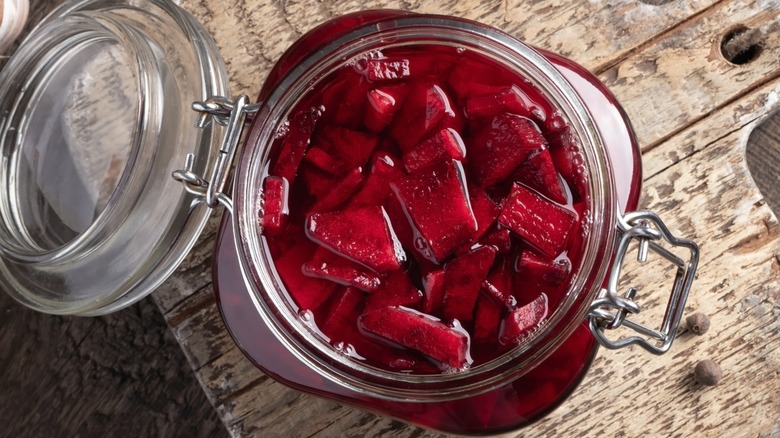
[{"left": 0, "top": 0, "right": 229, "bottom": 315}]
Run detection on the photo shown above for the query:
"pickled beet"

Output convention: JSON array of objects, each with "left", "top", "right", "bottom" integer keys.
[
  {"left": 260, "top": 176, "right": 289, "bottom": 236},
  {"left": 306, "top": 206, "right": 405, "bottom": 273},
  {"left": 262, "top": 44, "right": 589, "bottom": 374},
  {"left": 359, "top": 306, "right": 472, "bottom": 369}
]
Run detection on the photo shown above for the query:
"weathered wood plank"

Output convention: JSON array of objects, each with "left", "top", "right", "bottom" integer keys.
[
  {"left": 177, "top": 0, "right": 721, "bottom": 97},
  {"left": 599, "top": 0, "right": 780, "bottom": 149}
]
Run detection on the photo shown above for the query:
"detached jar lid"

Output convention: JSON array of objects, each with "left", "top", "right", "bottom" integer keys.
[{"left": 0, "top": 0, "right": 229, "bottom": 315}]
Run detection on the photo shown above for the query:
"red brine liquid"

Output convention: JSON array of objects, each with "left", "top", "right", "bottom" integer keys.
[{"left": 262, "top": 44, "right": 589, "bottom": 373}]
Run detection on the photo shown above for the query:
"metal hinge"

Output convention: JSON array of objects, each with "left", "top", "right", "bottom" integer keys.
[
  {"left": 172, "top": 95, "right": 261, "bottom": 213},
  {"left": 587, "top": 211, "right": 700, "bottom": 355}
]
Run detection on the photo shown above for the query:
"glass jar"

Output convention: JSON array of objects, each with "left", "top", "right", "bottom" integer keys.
[{"left": 0, "top": 1, "right": 699, "bottom": 435}]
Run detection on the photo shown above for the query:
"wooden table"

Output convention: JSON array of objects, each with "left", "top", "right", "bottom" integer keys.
[
  {"left": 11, "top": 0, "right": 780, "bottom": 436},
  {"left": 151, "top": 1, "right": 780, "bottom": 436}
]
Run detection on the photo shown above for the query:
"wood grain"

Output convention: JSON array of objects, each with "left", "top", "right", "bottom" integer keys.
[{"left": 147, "top": 0, "right": 780, "bottom": 437}]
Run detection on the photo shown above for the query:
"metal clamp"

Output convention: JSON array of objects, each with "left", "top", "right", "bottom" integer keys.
[
  {"left": 587, "top": 211, "right": 700, "bottom": 355},
  {"left": 172, "top": 95, "right": 260, "bottom": 213}
]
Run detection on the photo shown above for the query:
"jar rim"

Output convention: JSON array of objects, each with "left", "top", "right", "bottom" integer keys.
[{"left": 234, "top": 14, "right": 618, "bottom": 400}]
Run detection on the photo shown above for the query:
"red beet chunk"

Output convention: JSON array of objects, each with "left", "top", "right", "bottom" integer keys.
[
  {"left": 303, "top": 146, "right": 345, "bottom": 176},
  {"left": 274, "top": 239, "right": 336, "bottom": 311},
  {"left": 448, "top": 57, "right": 510, "bottom": 100},
  {"left": 260, "top": 176, "right": 289, "bottom": 236},
  {"left": 364, "top": 84, "right": 409, "bottom": 133},
  {"left": 391, "top": 160, "right": 477, "bottom": 263},
  {"left": 403, "top": 128, "right": 466, "bottom": 173},
  {"left": 474, "top": 296, "right": 503, "bottom": 346},
  {"left": 321, "top": 286, "right": 364, "bottom": 340},
  {"left": 271, "top": 106, "right": 323, "bottom": 183},
  {"left": 514, "top": 148, "right": 567, "bottom": 204},
  {"left": 465, "top": 85, "right": 547, "bottom": 122},
  {"left": 481, "top": 263, "right": 517, "bottom": 311},
  {"left": 421, "top": 269, "right": 446, "bottom": 314},
  {"left": 498, "top": 183, "right": 577, "bottom": 258},
  {"left": 347, "top": 153, "right": 404, "bottom": 208},
  {"left": 480, "top": 227, "right": 512, "bottom": 254},
  {"left": 320, "top": 70, "right": 370, "bottom": 128},
  {"left": 366, "top": 58, "right": 411, "bottom": 81},
  {"left": 442, "top": 246, "right": 497, "bottom": 323},
  {"left": 500, "top": 293, "right": 548, "bottom": 345},
  {"left": 549, "top": 128, "right": 588, "bottom": 202},
  {"left": 359, "top": 306, "right": 472, "bottom": 369},
  {"left": 306, "top": 206, "right": 405, "bottom": 273},
  {"left": 383, "top": 194, "right": 416, "bottom": 252},
  {"left": 468, "top": 114, "right": 547, "bottom": 187},
  {"left": 303, "top": 249, "right": 382, "bottom": 292},
  {"left": 390, "top": 82, "right": 454, "bottom": 152},
  {"left": 298, "top": 163, "right": 338, "bottom": 201},
  {"left": 310, "top": 167, "right": 364, "bottom": 213},
  {"left": 365, "top": 270, "right": 422, "bottom": 311},
  {"left": 318, "top": 125, "right": 378, "bottom": 170},
  {"left": 515, "top": 250, "right": 571, "bottom": 287},
  {"left": 467, "top": 189, "right": 500, "bottom": 244}
]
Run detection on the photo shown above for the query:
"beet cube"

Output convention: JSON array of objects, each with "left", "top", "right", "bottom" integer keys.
[
  {"left": 390, "top": 82, "right": 454, "bottom": 152},
  {"left": 274, "top": 239, "right": 336, "bottom": 311},
  {"left": 364, "top": 84, "right": 409, "bottom": 133},
  {"left": 467, "top": 189, "right": 500, "bottom": 243},
  {"left": 448, "top": 57, "right": 509, "bottom": 100},
  {"left": 481, "top": 263, "right": 517, "bottom": 311},
  {"left": 365, "top": 270, "right": 422, "bottom": 311},
  {"left": 303, "top": 146, "right": 346, "bottom": 176},
  {"left": 321, "top": 286, "right": 364, "bottom": 340},
  {"left": 421, "top": 269, "right": 446, "bottom": 314},
  {"left": 500, "top": 293, "right": 548, "bottom": 345},
  {"left": 498, "top": 183, "right": 577, "bottom": 258},
  {"left": 474, "top": 296, "right": 503, "bottom": 346},
  {"left": 347, "top": 153, "right": 404, "bottom": 208},
  {"left": 468, "top": 114, "right": 547, "bottom": 187},
  {"left": 303, "top": 249, "right": 382, "bottom": 292},
  {"left": 391, "top": 160, "right": 477, "bottom": 263},
  {"left": 549, "top": 128, "right": 588, "bottom": 202},
  {"left": 318, "top": 125, "right": 378, "bottom": 170},
  {"left": 402, "top": 128, "right": 466, "bottom": 173},
  {"left": 359, "top": 306, "right": 472, "bottom": 369},
  {"left": 306, "top": 206, "right": 405, "bottom": 273},
  {"left": 310, "top": 167, "right": 365, "bottom": 213},
  {"left": 514, "top": 148, "right": 567, "bottom": 204},
  {"left": 442, "top": 245, "right": 497, "bottom": 323},
  {"left": 320, "top": 70, "right": 370, "bottom": 128},
  {"left": 260, "top": 176, "right": 289, "bottom": 236},
  {"left": 366, "top": 58, "right": 411, "bottom": 81},
  {"left": 465, "top": 85, "right": 547, "bottom": 122},
  {"left": 515, "top": 250, "right": 571, "bottom": 287},
  {"left": 383, "top": 194, "right": 416, "bottom": 252},
  {"left": 298, "top": 163, "right": 338, "bottom": 202},
  {"left": 271, "top": 106, "right": 323, "bottom": 184},
  {"left": 480, "top": 227, "right": 512, "bottom": 254}
]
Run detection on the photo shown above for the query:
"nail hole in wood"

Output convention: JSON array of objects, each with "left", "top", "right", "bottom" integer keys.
[{"left": 720, "top": 25, "right": 763, "bottom": 65}]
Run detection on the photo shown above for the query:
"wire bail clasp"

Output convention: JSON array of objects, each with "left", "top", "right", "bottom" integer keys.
[
  {"left": 587, "top": 211, "right": 700, "bottom": 355},
  {"left": 172, "top": 95, "right": 261, "bottom": 213}
]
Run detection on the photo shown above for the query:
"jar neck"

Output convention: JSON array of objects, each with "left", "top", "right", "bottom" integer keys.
[{"left": 235, "top": 15, "right": 618, "bottom": 401}]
